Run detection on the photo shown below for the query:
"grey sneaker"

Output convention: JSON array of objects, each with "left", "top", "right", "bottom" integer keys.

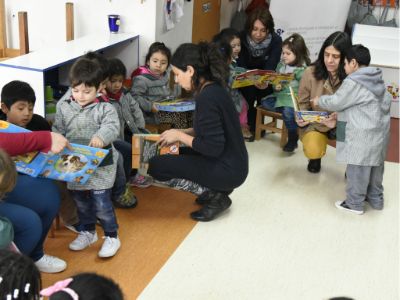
[
  {"left": 35, "top": 254, "right": 67, "bottom": 273},
  {"left": 335, "top": 201, "right": 364, "bottom": 215},
  {"left": 113, "top": 185, "right": 138, "bottom": 209},
  {"left": 98, "top": 236, "right": 121, "bottom": 258},
  {"left": 153, "top": 178, "right": 207, "bottom": 196},
  {"left": 69, "top": 231, "right": 98, "bottom": 251}
]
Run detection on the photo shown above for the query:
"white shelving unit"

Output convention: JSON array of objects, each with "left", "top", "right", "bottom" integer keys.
[
  {"left": 352, "top": 24, "right": 399, "bottom": 118},
  {"left": 0, "top": 32, "right": 140, "bottom": 116}
]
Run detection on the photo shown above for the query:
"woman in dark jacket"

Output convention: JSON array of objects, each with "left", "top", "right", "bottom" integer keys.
[
  {"left": 237, "top": 8, "right": 282, "bottom": 133},
  {"left": 148, "top": 42, "right": 249, "bottom": 222}
]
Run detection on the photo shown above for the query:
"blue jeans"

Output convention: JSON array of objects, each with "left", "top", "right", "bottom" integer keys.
[
  {"left": 261, "top": 96, "right": 297, "bottom": 131},
  {"left": 0, "top": 175, "right": 60, "bottom": 261},
  {"left": 71, "top": 189, "right": 118, "bottom": 234}
]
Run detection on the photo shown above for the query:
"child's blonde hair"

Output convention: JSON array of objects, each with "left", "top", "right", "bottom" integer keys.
[{"left": 0, "top": 149, "right": 17, "bottom": 199}]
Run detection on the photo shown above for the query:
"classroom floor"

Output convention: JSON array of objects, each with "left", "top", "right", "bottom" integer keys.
[{"left": 42, "top": 120, "right": 399, "bottom": 300}]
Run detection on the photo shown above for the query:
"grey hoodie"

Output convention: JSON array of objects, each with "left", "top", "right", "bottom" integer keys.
[{"left": 318, "top": 67, "right": 391, "bottom": 166}]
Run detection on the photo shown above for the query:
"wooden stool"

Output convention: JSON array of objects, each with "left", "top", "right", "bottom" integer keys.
[
  {"left": 48, "top": 215, "right": 61, "bottom": 238},
  {"left": 255, "top": 106, "right": 288, "bottom": 147}
]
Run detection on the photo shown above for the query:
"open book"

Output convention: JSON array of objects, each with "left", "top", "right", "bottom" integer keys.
[
  {"left": 132, "top": 134, "right": 179, "bottom": 175},
  {"left": 0, "top": 120, "right": 109, "bottom": 184},
  {"left": 231, "top": 69, "right": 294, "bottom": 89},
  {"left": 289, "top": 87, "right": 329, "bottom": 123},
  {"left": 154, "top": 97, "right": 195, "bottom": 112}
]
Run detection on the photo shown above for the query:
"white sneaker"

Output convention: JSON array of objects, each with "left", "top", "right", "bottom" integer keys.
[
  {"left": 69, "top": 231, "right": 98, "bottom": 251},
  {"left": 35, "top": 254, "right": 67, "bottom": 273},
  {"left": 98, "top": 236, "right": 121, "bottom": 258}
]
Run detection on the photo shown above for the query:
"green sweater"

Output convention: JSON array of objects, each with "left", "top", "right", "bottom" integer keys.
[{"left": 273, "top": 62, "right": 306, "bottom": 108}]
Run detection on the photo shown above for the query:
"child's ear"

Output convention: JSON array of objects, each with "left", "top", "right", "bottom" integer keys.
[
  {"left": 351, "top": 58, "right": 358, "bottom": 68},
  {"left": 0, "top": 103, "right": 9, "bottom": 114}
]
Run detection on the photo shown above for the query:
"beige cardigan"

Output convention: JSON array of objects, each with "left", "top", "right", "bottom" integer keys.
[{"left": 297, "top": 66, "right": 341, "bottom": 135}]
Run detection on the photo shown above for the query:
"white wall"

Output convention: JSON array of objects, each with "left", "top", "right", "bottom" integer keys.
[
  {"left": 155, "top": 0, "right": 193, "bottom": 54},
  {"left": 220, "top": 0, "right": 239, "bottom": 30},
  {"left": 4, "top": 0, "right": 193, "bottom": 65}
]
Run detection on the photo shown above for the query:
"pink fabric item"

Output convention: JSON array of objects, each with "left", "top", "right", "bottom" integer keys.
[
  {"left": 40, "top": 278, "right": 79, "bottom": 300},
  {"left": 239, "top": 99, "right": 248, "bottom": 127}
]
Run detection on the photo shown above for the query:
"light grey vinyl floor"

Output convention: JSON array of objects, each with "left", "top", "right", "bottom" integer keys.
[{"left": 139, "top": 134, "right": 399, "bottom": 300}]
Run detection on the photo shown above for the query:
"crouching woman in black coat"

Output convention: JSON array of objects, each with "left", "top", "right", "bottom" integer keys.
[{"left": 148, "top": 42, "right": 249, "bottom": 222}]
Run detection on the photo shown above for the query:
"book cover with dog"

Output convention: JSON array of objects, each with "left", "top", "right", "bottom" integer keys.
[
  {"left": 132, "top": 134, "right": 179, "bottom": 175},
  {"left": 231, "top": 69, "right": 294, "bottom": 89},
  {"left": 289, "top": 87, "right": 329, "bottom": 123},
  {"left": 0, "top": 120, "right": 109, "bottom": 183}
]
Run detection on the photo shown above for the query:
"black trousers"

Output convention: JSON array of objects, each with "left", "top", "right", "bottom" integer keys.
[
  {"left": 240, "top": 85, "right": 273, "bottom": 132},
  {"left": 148, "top": 147, "right": 243, "bottom": 193}
]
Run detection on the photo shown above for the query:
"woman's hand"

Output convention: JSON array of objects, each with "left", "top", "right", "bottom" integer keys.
[
  {"left": 89, "top": 136, "right": 104, "bottom": 148},
  {"left": 158, "top": 129, "right": 182, "bottom": 147},
  {"left": 254, "top": 81, "right": 269, "bottom": 90},
  {"left": 151, "top": 104, "right": 159, "bottom": 113},
  {"left": 295, "top": 117, "right": 310, "bottom": 127},
  {"left": 321, "top": 112, "right": 337, "bottom": 129},
  {"left": 50, "top": 132, "right": 72, "bottom": 154}
]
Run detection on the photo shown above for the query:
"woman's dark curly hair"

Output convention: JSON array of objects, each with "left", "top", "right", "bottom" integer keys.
[
  {"left": 312, "top": 31, "right": 352, "bottom": 81},
  {"left": 171, "top": 42, "right": 229, "bottom": 91}
]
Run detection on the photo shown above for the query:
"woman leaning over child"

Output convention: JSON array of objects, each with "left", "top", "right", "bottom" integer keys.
[
  {"left": 297, "top": 31, "right": 352, "bottom": 173},
  {"left": 261, "top": 33, "right": 311, "bottom": 152}
]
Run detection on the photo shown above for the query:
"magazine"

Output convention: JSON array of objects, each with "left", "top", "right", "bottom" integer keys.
[
  {"left": 154, "top": 97, "right": 195, "bottom": 112},
  {"left": 132, "top": 134, "right": 179, "bottom": 175},
  {"left": 0, "top": 120, "right": 109, "bottom": 184},
  {"left": 289, "top": 87, "right": 329, "bottom": 123},
  {"left": 231, "top": 69, "right": 294, "bottom": 89}
]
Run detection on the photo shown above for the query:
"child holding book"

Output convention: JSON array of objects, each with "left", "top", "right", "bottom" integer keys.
[
  {"left": 106, "top": 58, "right": 153, "bottom": 188},
  {"left": 260, "top": 33, "right": 311, "bottom": 152},
  {"left": 312, "top": 45, "right": 391, "bottom": 214},
  {"left": 58, "top": 52, "right": 137, "bottom": 209},
  {"left": 213, "top": 28, "right": 253, "bottom": 141},
  {"left": 131, "top": 42, "right": 192, "bottom": 129},
  {"left": 53, "top": 57, "right": 121, "bottom": 257}
]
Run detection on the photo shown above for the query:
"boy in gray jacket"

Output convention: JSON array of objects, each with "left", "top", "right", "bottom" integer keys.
[
  {"left": 53, "top": 58, "right": 121, "bottom": 257},
  {"left": 312, "top": 44, "right": 391, "bottom": 215}
]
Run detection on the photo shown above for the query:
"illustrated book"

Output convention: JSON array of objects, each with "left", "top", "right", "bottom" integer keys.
[
  {"left": 0, "top": 120, "right": 109, "bottom": 184},
  {"left": 289, "top": 87, "right": 329, "bottom": 123},
  {"left": 154, "top": 97, "right": 195, "bottom": 112},
  {"left": 231, "top": 69, "right": 294, "bottom": 89},
  {"left": 132, "top": 134, "right": 179, "bottom": 175}
]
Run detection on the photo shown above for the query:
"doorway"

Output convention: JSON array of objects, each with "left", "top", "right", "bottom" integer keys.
[{"left": 192, "top": 0, "right": 221, "bottom": 43}]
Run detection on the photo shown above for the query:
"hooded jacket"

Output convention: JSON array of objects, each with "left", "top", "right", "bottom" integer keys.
[{"left": 319, "top": 67, "right": 391, "bottom": 166}]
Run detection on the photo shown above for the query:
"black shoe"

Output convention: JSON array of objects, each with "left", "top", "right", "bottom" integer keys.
[
  {"left": 283, "top": 141, "right": 298, "bottom": 152},
  {"left": 283, "top": 131, "right": 298, "bottom": 152},
  {"left": 195, "top": 190, "right": 212, "bottom": 205},
  {"left": 246, "top": 134, "right": 255, "bottom": 142},
  {"left": 307, "top": 159, "right": 321, "bottom": 173},
  {"left": 191, "top": 192, "right": 232, "bottom": 221}
]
